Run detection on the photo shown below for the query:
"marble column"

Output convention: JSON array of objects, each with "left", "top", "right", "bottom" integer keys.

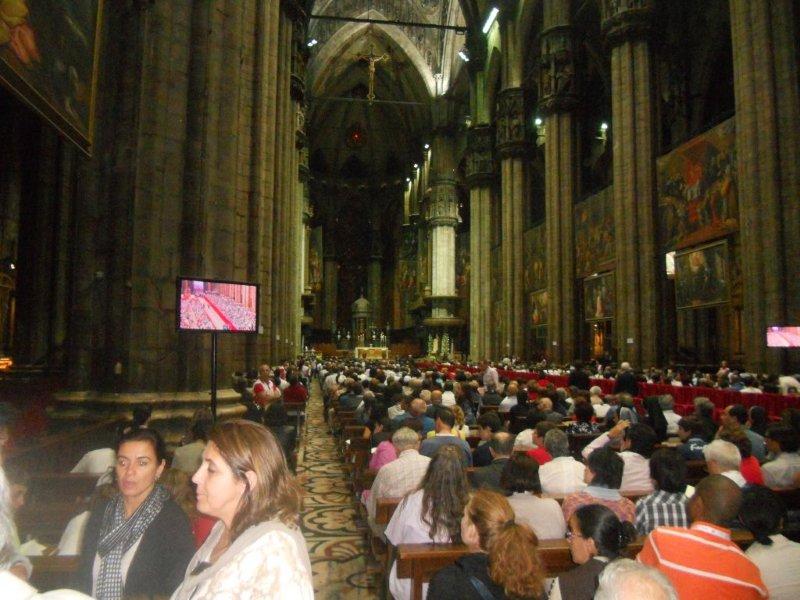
[
  {"left": 367, "top": 224, "right": 382, "bottom": 325},
  {"left": 323, "top": 250, "right": 339, "bottom": 332},
  {"left": 466, "top": 125, "right": 496, "bottom": 360},
  {"left": 496, "top": 87, "right": 529, "bottom": 358},
  {"left": 601, "top": 0, "right": 660, "bottom": 368},
  {"left": 540, "top": 0, "right": 579, "bottom": 363},
  {"left": 729, "top": 0, "right": 800, "bottom": 373}
]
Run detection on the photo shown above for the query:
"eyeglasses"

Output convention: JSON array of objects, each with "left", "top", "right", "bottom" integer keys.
[{"left": 565, "top": 530, "right": 584, "bottom": 540}]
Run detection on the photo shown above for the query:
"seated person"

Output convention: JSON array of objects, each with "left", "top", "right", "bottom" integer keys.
[
  {"left": 76, "top": 428, "right": 196, "bottom": 599},
  {"left": 659, "top": 394, "right": 681, "bottom": 436},
  {"left": 172, "top": 409, "right": 213, "bottom": 475},
  {"left": 740, "top": 485, "right": 800, "bottom": 600},
  {"left": 719, "top": 426, "right": 763, "bottom": 485},
  {"left": 385, "top": 446, "right": 469, "bottom": 600},
  {"left": 703, "top": 439, "right": 746, "bottom": 487},
  {"left": 71, "top": 448, "right": 117, "bottom": 479},
  {"left": 565, "top": 400, "right": 600, "bottom": 435},
  {"left": 498, "top": 382, "right": 521, "bottom": 413},
  {"left": 420, "top": 408, "right": 472, "bottom": 466},
  {"left": 635, "top": 448, "right": 689, "bottom": 536},
  {"left": 548, "top": 504, "right": 636, "bottom": 600},
  {"left": 562, "top": 447, "right": 636, "bottom": 524},
  {"left": 638, "top": 475, "right": 767, "bottom": 599},
  {"left": 525, "top": 420, "right": 558, "bottom": 464},
  {"left": 481, "top": 386, "right": 503, "bottom": 407},
  {"left": 762, "top": 425, "right": 800, "bottom": 489},
  {"left": 676, "top": 416, "right": 707, "bottom": 461},
  {"left": 58, "top": 484, "right": 117, "bottom": 556},
  {"left": 538, "top": 429, "right": 586, "bottom": 495},
  {"left": 590, "top": 387, "right": 610, "bottom": 419},
  {"left": 719, "top": 404, "right": 766, "bottom": 462},
  {"left": 582, "top": 421, "right": 656, "bottom": 493},
  {"left": 501, "top": 454, "right": 566, "bottom": 540},
  {"left": 394, "top": 398, "right": 435, "bottom": 435},
  {"left": 472, "top": 412, "right": 502, "bottom": 468},
  {"left": 594, "top": 559, "right": 678, "bottom": 600},
  {"left": 469, "top": 432, "right": 514, "bottom": 492},
  {"left": 428, "top": 489, "right": 545, "bottom": 600}
]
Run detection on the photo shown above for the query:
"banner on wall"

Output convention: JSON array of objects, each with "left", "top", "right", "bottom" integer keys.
[
  {"left": 0, "top": 0, "right": 104, "bottom": 153},
  {"left": 524, "top": 225, "right": 546, "bottom": 293},
  {"left": 583, "top": 272, "right": 615, "bottom": 321},
  {"left": 657, "top": 118, "right": 738, "bottom": 251},
  {"left": 574, "top": 187, "right": 615, "bottom": 277},
  {"left": 530, "top": 290, "right": 548, "bottom": 326},
  {"left": 675, "top": 241, "right": 730, "bottom": 309}
]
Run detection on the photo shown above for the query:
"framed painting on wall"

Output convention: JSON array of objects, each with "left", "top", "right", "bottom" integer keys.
[
  {"left": 584, "top": 272, "right": 615, "bottom": 322},
  {"left": 0, "top": 0, "right": 104, "bottom": 153},
  {"left": 675, "top": 241, "right": 730, "bottom": 309}
]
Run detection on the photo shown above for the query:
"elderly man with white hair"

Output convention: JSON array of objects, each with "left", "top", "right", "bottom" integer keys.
[
  {"left": 594, "top": 559, "right": 677, "bottom": 600},
  {"left": 659, "top": 395, "right": 681, "bottom": 436},
  {"left": 367, "top": 427, "right": 429, "bottom": 536},
  {"left": 590, "top": 386, "right": 610, "bottom": 419},
  {"left": 703, "top": 439, "right": 746, "bottom": 487}
]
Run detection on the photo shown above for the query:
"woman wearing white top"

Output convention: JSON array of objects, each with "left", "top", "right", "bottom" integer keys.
[
  {"left": 501, "top": 454, "right": 566, "bottom": 540},
  {"left": 171, "top": 420, "right": 313, "bottom": 600},
  {"left": 385, "top": 445, "right": 469, "bottom": 600}
]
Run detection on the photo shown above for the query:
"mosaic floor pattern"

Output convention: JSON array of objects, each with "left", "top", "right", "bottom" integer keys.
[{"left": 299, "top": 382, "right": 378, "bottom": 599}]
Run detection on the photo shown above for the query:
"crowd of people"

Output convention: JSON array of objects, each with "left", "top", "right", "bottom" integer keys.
[
  {"left": 0, "top": 352, "right": 799, "bottom": 599},
  {"left": 321, "top": 356, "right": 800, "bottom": 599}
]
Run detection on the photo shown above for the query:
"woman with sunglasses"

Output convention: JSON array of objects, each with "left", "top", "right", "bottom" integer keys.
[{"left": 548, "top": 504, "right": 635, "bottom": 600}]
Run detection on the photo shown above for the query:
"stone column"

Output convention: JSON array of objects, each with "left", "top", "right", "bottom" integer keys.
[
  {"left": 601, "top": 0, "right": 660, "bottom": 368},
  {"left": 540, "top": 0, "right": 579, "bottom": 363},
  {"left": 322, "top": 233, "right": 338, "bottom": 331},
  {"left": 465, "top": 125, "right": 496, "bottom": 360},
  {"left": 367, "top": 225, "right": 382, "bottom": 325},
  {"left": 496, "top": 87, "right": 529, "bottom": 358},
  {"left": 729, "top": 0, "right": 800, "bottom": 373}
]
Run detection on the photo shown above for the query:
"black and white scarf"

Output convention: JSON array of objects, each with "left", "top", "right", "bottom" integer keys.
[{"left": 95, "top": 484, "right": 170, "bottom": 600}]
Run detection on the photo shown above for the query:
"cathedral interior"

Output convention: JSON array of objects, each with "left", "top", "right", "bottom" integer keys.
[{"left": 0, "top": 0, "right": 798, "bottom": 401}]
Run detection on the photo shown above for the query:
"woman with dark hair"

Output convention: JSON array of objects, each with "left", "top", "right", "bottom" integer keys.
[
  {"left": 748, "top": 406, "right": 769, "bottom": 437},
  {"left": 547, "top": 504, "right": 636, "bottom": 600},
  {"left": 566, "top": 401, "right": 600, "bottom": 436},
  {"left": 562, "top": 447, "right": 636, "bottom": 523},
  {"left": 171, "top": 420, "right": 311, "bottom": 598},
  {"left": 740, "top": 486, "right": 800, "bottom": 599},
  {"left": 173, "top": 408, "right": 213, "bottom": 475},
  {"left": 385, "top": 445, "right": 469, "bottom": 600},
  {"left": 428, "top": 489, "right": 545, "bottom": 600},
  {"left": 76, "top": 428, "right": 196, "bottom": 599},
  {"left": 501, "top": 454, "right": 565, "bottom": 540},
  {"left": 642, "top": 396, "right": 668, "bottom": 442},
  {"left": 719, "top": 426, "right": 764, "bottom": 485}
]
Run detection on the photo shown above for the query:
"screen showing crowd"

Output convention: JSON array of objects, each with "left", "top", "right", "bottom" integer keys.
[{"left": 178, "top": 279, "right": 258, "bottom": 332}]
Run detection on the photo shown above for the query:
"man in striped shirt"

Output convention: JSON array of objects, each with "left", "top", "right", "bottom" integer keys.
[{"left": 638, "top": 475, "right": 767, "bottom": 598}]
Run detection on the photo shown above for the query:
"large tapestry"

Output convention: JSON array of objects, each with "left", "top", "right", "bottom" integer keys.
[
  {"left": 574, "top": 187, "right": 614, "bottom": 277},
  {"left": 0, "top": 0, "right": 103, "bottom": 152},
  {"left": 657, "top": 118, "right": 738, "bottom": 251},
  {"left": 584, "top": 272, "right": 615, "bottom": 321},
  {"left": 523, "top": 225, "right": 546, "bottom": 292},
  {"left": 675, "top": 241, "right": 729, "bottom": 309},
  {"left": 309, "top": 227, "right": 323, "bottom": 293},
  {"left": 396, "top": 226, "right": 418, "bottom": 328}
]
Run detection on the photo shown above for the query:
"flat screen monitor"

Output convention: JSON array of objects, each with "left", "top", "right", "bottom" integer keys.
[
  {"left": 176, "top": 277, "right": 259, "bottom": 333},
  {"left": 766, "top": 326, "right": 800, "bottom": 348}
]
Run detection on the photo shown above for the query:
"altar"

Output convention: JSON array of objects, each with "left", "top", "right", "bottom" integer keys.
[{"left": 354, "top": 346, "right": 389, "bottom": 360}]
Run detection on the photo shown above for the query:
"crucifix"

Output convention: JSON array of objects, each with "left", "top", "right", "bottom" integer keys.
[{"left": 356, "top": 45, "right": 390, "bottom": 105}]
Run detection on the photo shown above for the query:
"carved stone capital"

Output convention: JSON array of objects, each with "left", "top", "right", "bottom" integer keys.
[
  {"left": 496, "top": 88, "right": 530, "bottom": 159},
  {"left": 538, "top": 25, "right": 579, "bottom": 115},
  {"left": 425, "top": 179, "right": 460, "bottom": 227},
  {"left": 465, "top": 125, "right": 496, "bottom": 189},
  {"left": 431, "top": 97, "right": 457, "bottom": 134},
  {"left": 600, "top": 0, "right": 653, "bottom": 46}
]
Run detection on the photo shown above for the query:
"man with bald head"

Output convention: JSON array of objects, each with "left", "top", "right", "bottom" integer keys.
[
  {"left": 638, "top": 475, "right": 767, "bottom": 598},
  {"left": 393, "top": 397, "right": 435, "bottom": 435},
  {"left": 469, "top": 432, "right": 515, "bottom": 491}
]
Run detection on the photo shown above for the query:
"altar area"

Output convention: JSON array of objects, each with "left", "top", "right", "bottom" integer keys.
[{"left": 354, "top": 346, "right": 389, "bottom": 360}]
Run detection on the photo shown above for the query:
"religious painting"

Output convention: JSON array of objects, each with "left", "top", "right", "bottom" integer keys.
[
  {"left": 308, "top": 226, "right": 323, "bottom": 293},
  {"left": 455, "top": 232, "right": 470, "bottom": 320},
  {"left": 675, "top": 241, "right": 730, "bottom": 309},
  {"left": 397, "top": 259, "right": 418, "bottom": 327},
  {"left": 523, "top": 225, "right": 546, "bottom": 292},
  {"left": 530, "top": 290, "right": 548, "bottom": 326},
  {"left": 657, "top": 118, "right": 738, "bottom": 251},
  {"left": 574, "top": 186, "right": 615, "bottom": 277},
  {"left": 583, "top": 272, "right": 615, "bottom": 321},
  {"left": 400, "top": 225, "right": 417, "bottom": 260},
  {"left": 0, "top": 0, "right": 104, "bottom": 153}
]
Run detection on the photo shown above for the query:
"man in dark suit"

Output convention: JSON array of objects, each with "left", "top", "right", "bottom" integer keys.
[
  {"left": 568, "top": 361, "right": 591, "bottom": 391},
  {"left": 469, "top": 432, "right": 515, "bottom": 492},
  {"left": 613, "top": 362, "right": 640, "bottom": 397}
]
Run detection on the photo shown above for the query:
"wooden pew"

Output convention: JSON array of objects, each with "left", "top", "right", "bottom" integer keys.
[
  {"left": 542, "top": 490, "right": 654, "bottom": 504},
  {"left": 17, "top": 501, "right": 87, "bottom": 545},
  {"left": 395, "top": 530, "right": 755, "bottom": 600},
  {"left": 375, "top": 497, "right": 402, "bottom": 525},
  {"left": 30, "top": 555, "right": 81, "bottom": 592},
  {"left": 27, "top": 473, "right": 101, "bottom": 504}
]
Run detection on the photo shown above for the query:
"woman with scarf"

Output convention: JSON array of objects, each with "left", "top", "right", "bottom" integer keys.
[{"left": 76, "top": 428, "right": 195, "bottom": 599}]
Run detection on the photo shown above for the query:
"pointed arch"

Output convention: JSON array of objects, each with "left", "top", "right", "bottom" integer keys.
[{"left": 308, "top": 12, "right": 436, "bottom": 99}]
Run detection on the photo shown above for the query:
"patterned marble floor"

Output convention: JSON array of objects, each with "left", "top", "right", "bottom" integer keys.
[{"left": 298, "top": 382, "right": 379, "bottom": 599}]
